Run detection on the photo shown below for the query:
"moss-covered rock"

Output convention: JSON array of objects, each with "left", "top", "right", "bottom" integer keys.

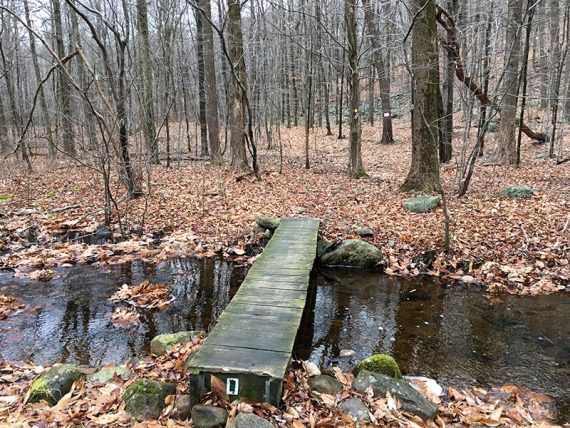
[
  {"left": 255, "top": 215, "right": 281, "bottom": 230},
  {"left": 150, "top": 331, "right": 203, "bottom": 355},
  {"left": 501, "top": 185, "right": 535, "bottom": 199},
  {"left": 319, "top": 239, "right": 382, "bottom": 269},
  {"left": 24, "top": 364, "right": 84, "bottom": 405},
  {"left": 317, "top": 238, "right": 334, "bottom": 259},
  {"left": 355, "top": 354, "right": 402, "bottom": 379},
  {"left": 412, "top": 249, "right": 438, "bottom": 268},
  {"left": 403, "top": 196, "right": 440, "bottom": 213},
  {"left": 88, "top": 366, "right": 132, "bottom": 383},
  {"left": 354, "top": 371, "right": 437, "bottom": 420},
  {"left": 123, "top": 378, "right": 176, "bottom": 420}
]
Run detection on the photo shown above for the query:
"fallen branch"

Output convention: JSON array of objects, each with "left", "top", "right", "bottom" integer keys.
[
  {"left": 436, "top": 5, "right": 548, "bottom": 143},
  {"left": 47, "top": 205, "right": 81, "bottom": 214}
]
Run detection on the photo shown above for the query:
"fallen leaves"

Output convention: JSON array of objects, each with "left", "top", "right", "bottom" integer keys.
[
  {"left": 0, "top": 125, "right": 568, "bottom": 295},
  {"left": 111, "top": 306, "right": 140, "bottom": 328},
  {"left": 0, "top": 293, "right": 25, "bottom": 320},
  {"left": 110, "top": 280, "right": 175, "bottom": 310}
]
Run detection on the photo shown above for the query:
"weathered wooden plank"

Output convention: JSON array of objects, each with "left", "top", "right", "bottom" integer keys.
[{"left": 186, "top": 218, "right": 319, "bottom": 405}]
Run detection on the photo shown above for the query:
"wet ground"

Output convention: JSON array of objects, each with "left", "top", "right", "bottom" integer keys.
[{"left": 0, "top": 259, "right": 568, "bottom": 421}]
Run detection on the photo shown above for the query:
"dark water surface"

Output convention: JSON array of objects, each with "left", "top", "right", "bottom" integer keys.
[
  {"left": 0, "top": 258, "right": 247, "bottom": 365},
  {"left": 0, "top": 260, "right": 568, "bottom": 421},
  {"left": 296, "top": 268, "right": 570, "bottom": 423}
]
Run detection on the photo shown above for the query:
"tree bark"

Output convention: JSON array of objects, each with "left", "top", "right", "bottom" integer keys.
[
  {"left": 24, "top": 0, "right": 55, "bottom": 156},
  {"left": 495, "top": 0, "right": 523, "bottom": 165},
  {"left": 136, "top": 0, "right": 159, "bottom": 163},
  {"left": 227, "top": 0, "right": 249, "bottom": 170},
  {"left": 400, "top": 0, "right": 441, "bottom": 193},
  {"left": 195, "top": 5, "right": 208, "bottom": 156},
  {"left": 200, "top": 0, "right": 221, "bottom": 162},
  {"left": 51, "top": 0, "right": 76, "bottom": 157},
  {"left": 362, "top": 0, "right": 394, "bottom": 144},
  {"left": 345, "top": 0, "right": 366, "bottom": 178}
]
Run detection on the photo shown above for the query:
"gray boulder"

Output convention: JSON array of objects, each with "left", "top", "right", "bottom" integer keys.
[
  {"left": 123, "top": 378, "right": 176, "bottom": 420},
  {"left": 501, "top": 185, "right": 535, "bottom": 199},
  {"left": 353, "top": 370, "right": 437, "bottom": 421},
  {"left": 317, "top": 239, "right": 334, "bottom": 259},
  {"left": 191, "top": 405, "right": 228, "bottom": 428},
  {"left": 233, "top": 412, "right": 274, "bottom": 428},
  {"left": 89, "top": 366, "right": 132, "bottom": 383},
  {"left": 319, "top": 239, "right": 382, "bottom": 268},
  {"left": 24, "top": 364, "right": 84, "bottom": 405},
  {"left": 403, "top": 196, "right": 440, "bottom": 213},
  {"left": 339, "top": 397, "right": 371, "bottom": 423},
  {"left": 255, "top": 215, "right": 281, "bottom": 230},
  {"left": 150, "top": 331, "right": 203, "bottom": 355},
  {"left": 355, "top": 228, "right": 374, "bottom": 238},
  {"left": 172, "top": 394, "right": 193, "bottom": 420},
  {"left": 308, "top": 375, "right": 344, "bottom": 395}
]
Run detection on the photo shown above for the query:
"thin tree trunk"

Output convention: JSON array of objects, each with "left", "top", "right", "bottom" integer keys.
[
  {"left": 136, "top": 0, "right": 158, "bottom": 163},
  {"left": 346, "top": 0, "right": 366, "bottom": 178},
  {"left": 24, "top": 0, "right": 55, "bottom": 157},
  {"left": 362, "top": 0, "right": 394, "bottom": 144},
  {"left": 195, "top": 6, "right": 208, "bottom": 156},
  {"left": 51, "top": 0, "right": 76, "bottom": 157}
]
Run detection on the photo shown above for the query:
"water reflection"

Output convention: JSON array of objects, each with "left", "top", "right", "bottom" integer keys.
[
  {"left": 296, "top": 268, "right": 569, "bottom": 421},
  {"left": 0, "top": 258, "right": 246, "bottom": 366}
]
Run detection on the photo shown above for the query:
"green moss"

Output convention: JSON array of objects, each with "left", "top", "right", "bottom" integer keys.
[
  {"left": 150, "top": 331, "right": 203, "bottom": 355},
  {"left": 0, "top": 194, "right": 12, "bottom": 202},
  {"left": 255, "top": 215, "right": 281, "bottom": 230},
  {"left": 47, "top": 191, "right": 57, "bottom": 197},
  {"left": 500, "top": 185, "right": 535, "bottom": 199},
  {"left": 25, "top": 377, "right": 54, "bottom": 404},
  {"left": 355, "top": 354, "right": 402, "bottom": 379},
  {"left": 123, "top": 379, "right": 163, "bottom": 402},
  {"left": 403, "top": 195, "right": 440, "bottom": 213}
]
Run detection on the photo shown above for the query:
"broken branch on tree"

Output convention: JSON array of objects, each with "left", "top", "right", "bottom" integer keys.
[{"left": 436, "top": 4, "right": 548, "bottom": 143}]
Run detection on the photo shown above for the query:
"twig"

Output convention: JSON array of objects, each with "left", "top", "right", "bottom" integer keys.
[
  {"left": 47, "top": 205, "right": 81, "bottom": 214},
  {"left": 562, "top": 214, "right": 570, "bottom": 234},
  {"left": 519, "top": 223, "right": 530, "bottom": 250}
]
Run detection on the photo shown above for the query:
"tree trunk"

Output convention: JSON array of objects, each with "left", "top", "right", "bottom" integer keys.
[
  {"left": 200, "top": 0, "right": 221, "bottom": 162},
  {"left": 345, "top": 0, "right": 366, "bottom": 178},
  {"left": 495, "top": 0, "right": 523, "bottom": 165},
  {"left": 136, "top": 0, "right": 158, "bottom": 163},
  {"left": 24, "top": 0, "right": 55, "bottom": 156},
  {"left": 400, "top": 0, "right": 441, "bottom": 193},
  {"left": 69, "top": 0, "right": 97, "bottom": 151},
  {"left": 362, "top": 0, "right": 394, "bottom": 144},
  {"left": 227, "top": 0, "right": 249, "bottom": 170},
  {"left": 440, "top": 0, "right": 456, "bottom": 163},
  {"left": 51, "top": 0, "right": 76, "bottom": 157},
  {"left": 195, "top": 6, "right": 208, "bottom": 156}
]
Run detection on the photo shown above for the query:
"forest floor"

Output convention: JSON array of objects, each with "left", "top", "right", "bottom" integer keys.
[
  {"left": 0, "top": 121, "right": 568, "bottom": 295},
  {"left": 0, "top": 343, "right": 559, "bottom": 427},
  {"left": 0, "top": 122, "right": 568, "bottom": 426}
]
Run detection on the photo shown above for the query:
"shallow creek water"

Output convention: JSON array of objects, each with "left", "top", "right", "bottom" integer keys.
[{"left": 0, "top": 259, "right": 568, "bottom": 421}]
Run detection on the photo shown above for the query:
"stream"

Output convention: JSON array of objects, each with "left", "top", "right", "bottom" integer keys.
[{"left": 0, "top": 258, "right": 568, "bottom": 422}]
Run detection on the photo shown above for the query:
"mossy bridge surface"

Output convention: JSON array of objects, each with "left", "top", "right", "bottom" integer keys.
[{"left": 187, "top": 218, "right": 320, "bottom": 405}]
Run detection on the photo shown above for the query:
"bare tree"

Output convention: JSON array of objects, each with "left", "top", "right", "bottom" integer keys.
[
  {"left": 401, "top": 0, "right": 441, "bottom": 193},
  {"left": 345, "top": 0, "right": 366, "bottom": 178},
  {"left": 136, "top": 0, "right": 159, "bottom": 164}
]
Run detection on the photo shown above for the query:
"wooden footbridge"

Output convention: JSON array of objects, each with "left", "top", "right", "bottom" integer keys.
[{"left": 187, "top": 218, "right": 320, "bottom": 404}]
